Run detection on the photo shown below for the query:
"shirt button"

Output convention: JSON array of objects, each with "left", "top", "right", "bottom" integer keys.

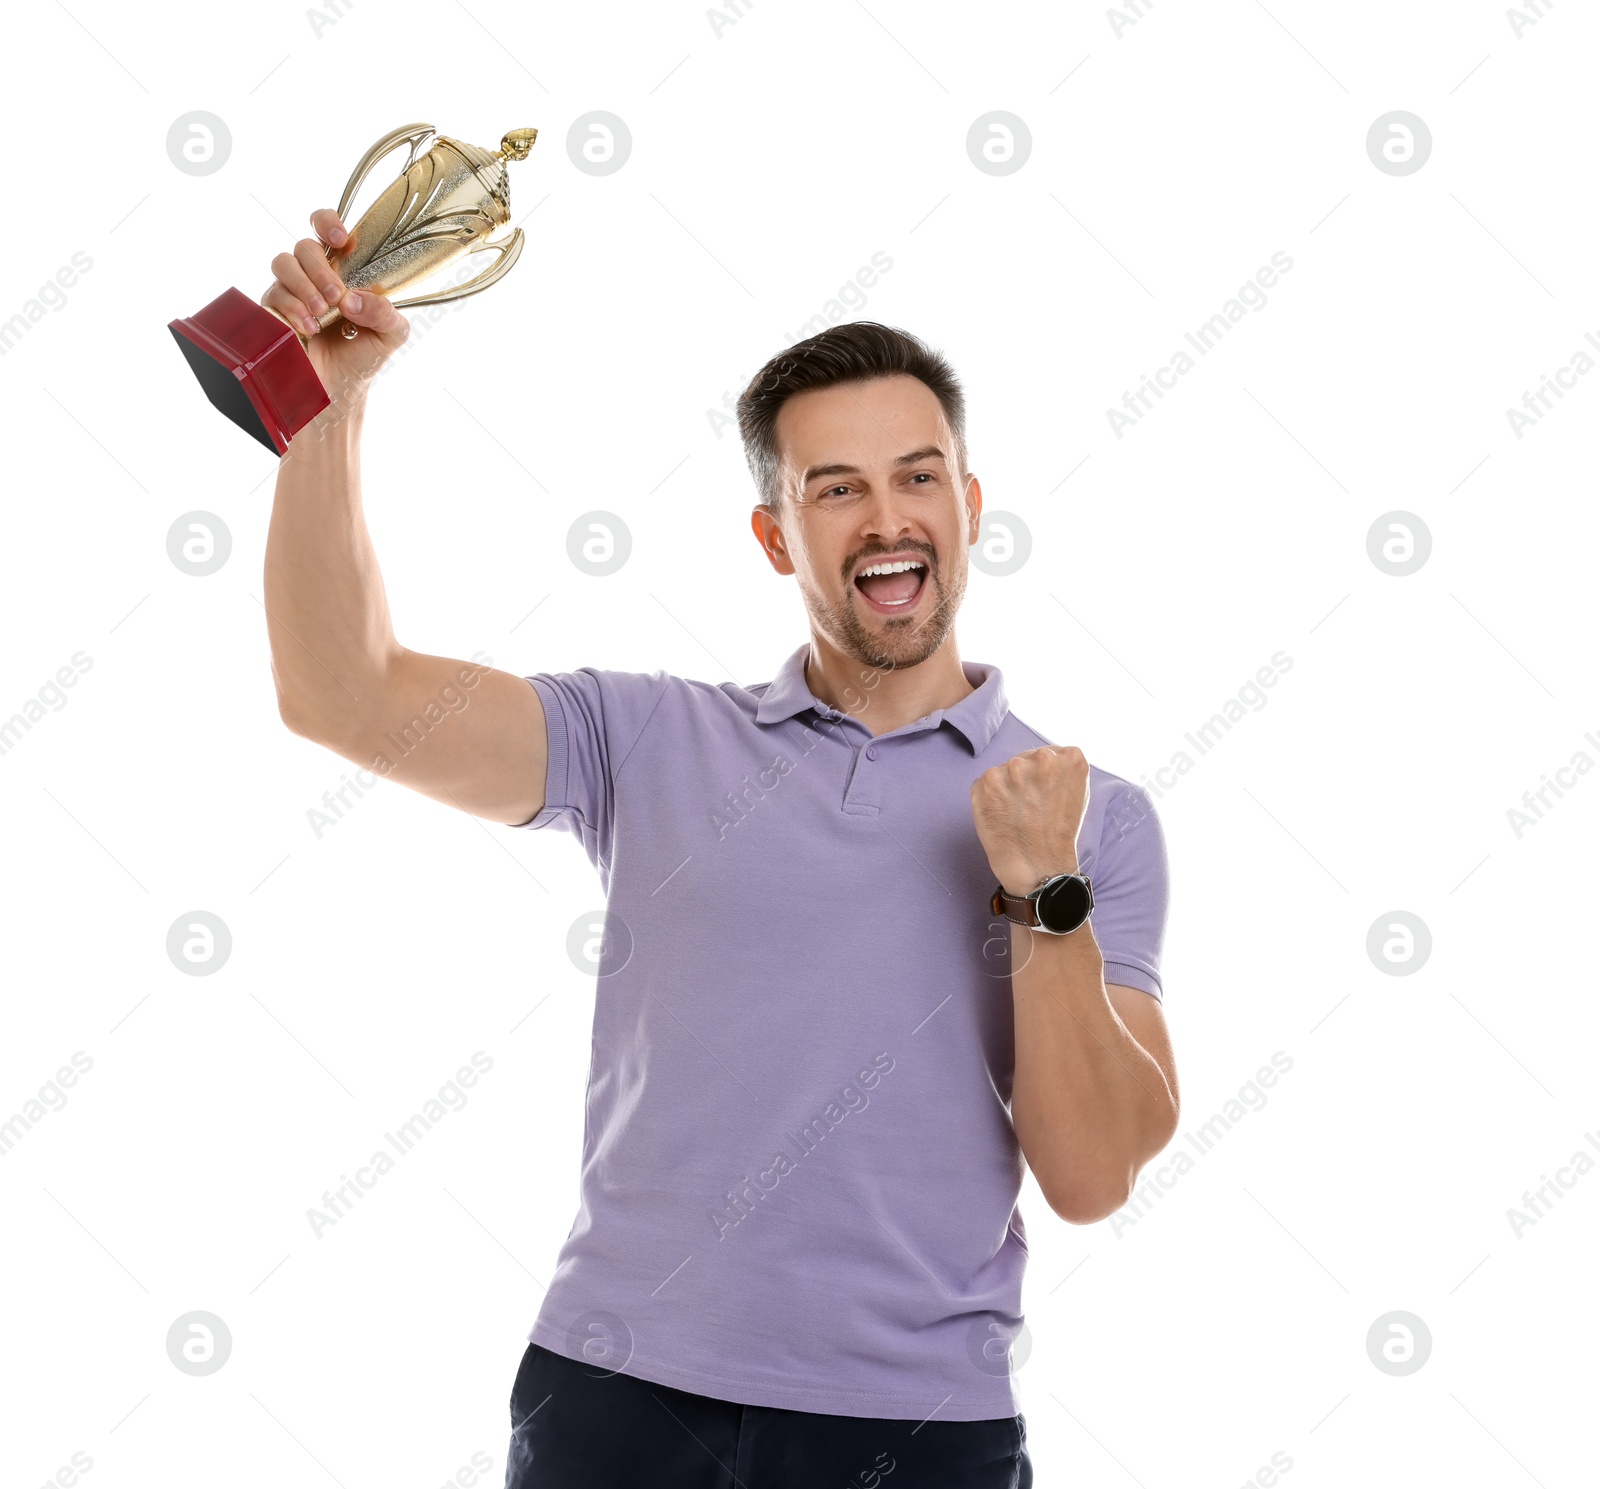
[{"left": 865, "top": 745, "right": 878, "bottom": 760}]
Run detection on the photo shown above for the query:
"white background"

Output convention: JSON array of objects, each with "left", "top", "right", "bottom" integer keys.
[{"left": 2, "top": 1, "right": 1596, "bottom": 1485}]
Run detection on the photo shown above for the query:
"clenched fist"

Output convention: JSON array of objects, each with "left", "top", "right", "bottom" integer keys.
[{"left": 970, "top": 745, "right": 1090, "bottom": 895}]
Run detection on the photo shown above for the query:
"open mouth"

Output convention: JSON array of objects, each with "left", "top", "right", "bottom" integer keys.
[{"left": 853, "top": 558, "right": 928, "bottom": 614}]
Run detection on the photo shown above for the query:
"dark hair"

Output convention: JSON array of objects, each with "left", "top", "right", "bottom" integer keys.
[{"left": 735, "top": 322, "right": 967, "bottom": 510}]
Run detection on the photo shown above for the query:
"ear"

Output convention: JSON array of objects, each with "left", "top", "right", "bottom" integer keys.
[
  {"left": 750, "top": 503, "right": 796, "bottom": 575},
  {"left": 964, "top": 473, "right": 983, "bottom": 547}
]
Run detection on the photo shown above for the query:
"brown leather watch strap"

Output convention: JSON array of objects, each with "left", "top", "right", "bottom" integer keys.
[{"left": 990, "top": 884, "right": 1041, "bottom": 927}]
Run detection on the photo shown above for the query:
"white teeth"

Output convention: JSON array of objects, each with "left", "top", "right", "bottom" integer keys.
[{"left": 857, "top": 559, "right": 926, "bottom": 578}]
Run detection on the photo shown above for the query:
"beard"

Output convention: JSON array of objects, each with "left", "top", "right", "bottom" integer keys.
[{"left": 805, "top": 553, "right": 967, "bottom": 674}]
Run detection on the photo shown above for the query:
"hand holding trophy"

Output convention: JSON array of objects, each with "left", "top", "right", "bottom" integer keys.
[
  {"left": 169, "top": 123, "right": 538, "bottom": 455},
  {"left": 263, "top": 206, "right": 411, "bottom": 397}
]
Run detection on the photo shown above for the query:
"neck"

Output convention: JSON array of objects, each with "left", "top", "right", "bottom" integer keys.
[{"left": 803, "top": 630, "right": 975, "bottom": 737}]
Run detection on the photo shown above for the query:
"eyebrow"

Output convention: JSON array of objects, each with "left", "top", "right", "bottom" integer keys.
[{"left": 801, "top": 445, "right": 949, "bottom": 487}]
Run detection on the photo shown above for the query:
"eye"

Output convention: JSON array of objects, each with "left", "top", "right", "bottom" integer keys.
[
  {"left": 821, "top": 485, "right": 853, "bottom": 498},
  {"left": 909, "top": 472, "right": 935, "bottom": 485}
]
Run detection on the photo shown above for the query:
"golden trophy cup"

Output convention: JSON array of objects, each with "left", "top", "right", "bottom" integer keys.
[{"left": 169, "top": 122, "right": 538, "bottom": 456}]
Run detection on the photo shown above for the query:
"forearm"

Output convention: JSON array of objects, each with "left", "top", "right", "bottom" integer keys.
[
  {"left": 1009, "top": 925, "right": 1177, "bottom": 1221},
  {"left": 264, "top": 399, "right": 399, "bottom": 737}
]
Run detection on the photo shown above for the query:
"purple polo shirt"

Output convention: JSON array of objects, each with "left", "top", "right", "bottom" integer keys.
[{"left": 516, "top": 642, "right": 1169, "bottom": 1420}]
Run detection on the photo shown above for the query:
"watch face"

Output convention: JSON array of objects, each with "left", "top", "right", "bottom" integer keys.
[{"left": 1036, "top": 875, "right": 1093, "bottom": 934}]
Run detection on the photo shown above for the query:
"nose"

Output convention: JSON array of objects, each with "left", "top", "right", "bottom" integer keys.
[{"left": 857, "top": 482, "right": 918, "bottom": 544}]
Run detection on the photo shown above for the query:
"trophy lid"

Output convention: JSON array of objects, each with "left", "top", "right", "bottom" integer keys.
[{"left": 437, "top": 130, "right": 537, "bottom": 220}]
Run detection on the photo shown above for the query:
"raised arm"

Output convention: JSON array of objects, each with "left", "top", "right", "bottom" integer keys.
[{"left": 262, "top": 209, "right": 546, "bottom": 827}]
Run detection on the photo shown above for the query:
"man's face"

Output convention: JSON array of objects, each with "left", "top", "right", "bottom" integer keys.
[{"left": 750, "top": 374, "right": 981, "bottom": 672}]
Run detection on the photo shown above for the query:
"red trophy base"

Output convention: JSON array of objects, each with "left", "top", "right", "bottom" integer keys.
[{"left": 168, "top": 288, "right": 331, "bottom": 456}]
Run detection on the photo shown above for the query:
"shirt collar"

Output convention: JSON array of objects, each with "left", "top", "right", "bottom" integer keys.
[{"left": 754, "top": 642, "right": 1009, "bottom": 755}]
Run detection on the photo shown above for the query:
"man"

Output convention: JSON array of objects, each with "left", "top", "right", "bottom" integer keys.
[{"left": 263, "top": 210, "right": 1177, "bottom": 1489}]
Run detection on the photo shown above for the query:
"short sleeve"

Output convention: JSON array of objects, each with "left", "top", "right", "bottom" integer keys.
[
  {"left": 516, "top": 667, "right": 671, "bottom": 871},
  {"left": 1089, "top": 783, "right": 1171, "bottom": 1001}
]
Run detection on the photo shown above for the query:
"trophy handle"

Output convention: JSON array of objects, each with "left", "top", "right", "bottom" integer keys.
[
  {"left": 391, "top": 229, "right": 527, "bottom": 310},
  {"left": 335, "top": 122, "right": 436, "bottom": 224}
]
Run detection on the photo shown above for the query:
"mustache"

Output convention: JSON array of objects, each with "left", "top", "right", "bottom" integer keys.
[{"left": 842, "top": 544, "right": 937, "bottom": 584}]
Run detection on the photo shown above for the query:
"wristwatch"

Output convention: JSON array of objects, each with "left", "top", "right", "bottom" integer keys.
[{"left": 990, "top": 872, "right": 1094, "bottom": 935}]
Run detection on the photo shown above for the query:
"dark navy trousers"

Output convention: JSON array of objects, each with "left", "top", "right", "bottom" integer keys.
[{"left": 504, "top": 1342, "right": 1032, "bottom": 1488}]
